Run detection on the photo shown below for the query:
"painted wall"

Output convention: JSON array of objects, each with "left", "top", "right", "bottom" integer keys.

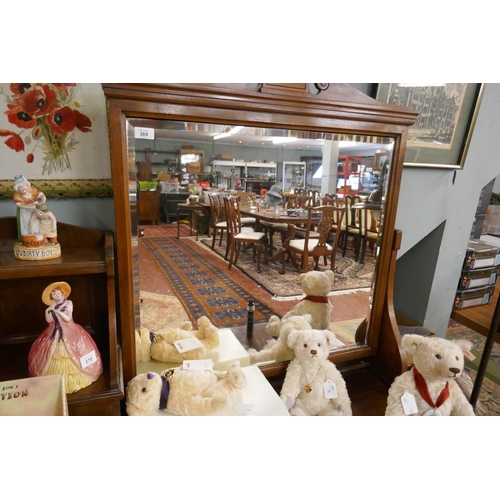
[
  {"left": 0, "top": 83, "right": 114, "bottom": 230},
  {"left": 394, "top": 83, "right": 500, "bottom": 336}
]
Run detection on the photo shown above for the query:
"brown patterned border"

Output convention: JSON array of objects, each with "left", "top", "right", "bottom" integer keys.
[{"left": 0, "top": 179, "right": 113, "bottom": 199}]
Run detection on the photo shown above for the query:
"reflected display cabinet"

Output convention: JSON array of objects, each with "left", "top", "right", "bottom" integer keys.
[{"left": 102, "top": 83, "right": 419, "bottom": 393}]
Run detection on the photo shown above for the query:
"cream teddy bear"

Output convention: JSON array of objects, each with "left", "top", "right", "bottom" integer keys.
[
  {"left": 135, "top": 316, "right": 220, "bottom": 364},
  {"left": 280, "top": 328, "right": 352, "bottom": 416},
  {"left": 126, "top": 371, "right": 164, "bottom": 416},
  {"left": 266, "top": 270, "right": 334, "bottom": 339},
  {"left": 167, "top": 360, "right": 247, "bottom": 416},
  {"left": 125, "top": 361, "right": 247, "bottom": 416},
  {"left": 385, "top": 334, "right": 475, "bottom": 416},
  {"left": 247, "top": 314, "right": 313, "bottom": 364}
]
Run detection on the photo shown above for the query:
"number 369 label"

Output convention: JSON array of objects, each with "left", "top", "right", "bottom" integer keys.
[
  {"left": 134, "top": 127, "right": 155, "bottom": 140},
  {"left": 80, "top": 350, "right": 98, "bottom": 368}
]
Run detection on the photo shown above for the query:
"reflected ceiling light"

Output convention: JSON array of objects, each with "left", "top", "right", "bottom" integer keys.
[
  {"left": 339, "top": 141, "right": 359, "bottom": 148},
  {"left": 213, "top": 126, "right": 244, "bottom": 140},
  {"left": 272, "top": 137, "right": 298, "bottom": 145}
]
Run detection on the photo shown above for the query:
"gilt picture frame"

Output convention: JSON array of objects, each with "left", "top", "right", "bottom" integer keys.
[{"left": 374, "top": 83, "right": 484, "bottom": 169}]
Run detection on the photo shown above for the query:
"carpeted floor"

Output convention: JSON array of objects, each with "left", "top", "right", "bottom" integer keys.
[
  {"left": 198, "top": 236, "right": 375, "bottom": 298},
  {"left": 141, "top": 236, "right": 283, "bottom": 328}
]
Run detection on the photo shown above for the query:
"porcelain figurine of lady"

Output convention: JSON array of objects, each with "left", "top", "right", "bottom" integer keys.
[{"left": 28, "top": 281, "right": 103, "bottom": 394}]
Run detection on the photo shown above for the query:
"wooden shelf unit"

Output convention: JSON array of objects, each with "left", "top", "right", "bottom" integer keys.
[{"left": 0, "top": 217, "right": 124, "bottom": 416}]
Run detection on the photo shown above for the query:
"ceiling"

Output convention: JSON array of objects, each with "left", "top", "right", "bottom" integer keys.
[{"left": 132, "top": 120, "right": 393, "bottom": 154}]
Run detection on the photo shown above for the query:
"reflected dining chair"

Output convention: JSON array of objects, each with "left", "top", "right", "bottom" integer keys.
[
  {"left": 359, "top": 208, "right": 381, "bottom": 264},
  {"left": 223, "top": 195, "right": 268, "bottom": 273},
  {"left": 279, "top": 205, "right": 345, "bottom": 274},
  {"left": 208, "top": 192, "right": 227, "bottom": 251},
  {"left": 340, "top": 194, "right": 363, "bottom": 261}
]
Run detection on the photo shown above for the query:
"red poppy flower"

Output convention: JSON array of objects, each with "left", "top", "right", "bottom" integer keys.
[
  {"left": 74, "top": 109, "right": 92, "bottom": 132},
  {"left": 0, "top": 130, "right": 25, "bottom": 152},
  {"left": 46, "top": 106, "right": 92, "bottom": 135},
  {"left": 27, "top": 153, "right": 34, "bottom": 163},
  {"left": 46, "top": 106, "right": 76, "bottom": 134},
  {"left": 12, "top": 84, "right": 58, "bottom": 118},
  {"left": 10, "top": 83, "right": 32, "bottom": 96},
  {"left": 6, "top": 103, "right": 36, "bottom": 128}
]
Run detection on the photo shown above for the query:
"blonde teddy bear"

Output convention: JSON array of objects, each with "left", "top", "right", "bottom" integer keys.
[
  {"left": 125, "top": 361, "right": 247, "bottom": 416},
  {"left": 266, "top": 270, "right": 334, "bottom": 339},
  {"left": 385, "top": 334, "right": 475, "bottom": 416},
  {"left": 247, "top": 314, "right": 313, "bottom": 364},
  {"left": 135, "top": 315, "right": 219, "bottom": 364},
  {"left": 280, "top": 328, "right": 352, "bottom": 416}
]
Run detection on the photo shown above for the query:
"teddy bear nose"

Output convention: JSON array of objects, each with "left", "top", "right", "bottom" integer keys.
[
  {"left": 310, "top": 349, "right": 317, "bottom": 355},
  {"left": 449, "top": 367, "right": 460, "bottom": 374}
]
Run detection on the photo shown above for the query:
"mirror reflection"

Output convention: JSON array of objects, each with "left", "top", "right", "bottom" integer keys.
[{"left": 129, "top": 118, "right": 394, "bottom": 374}]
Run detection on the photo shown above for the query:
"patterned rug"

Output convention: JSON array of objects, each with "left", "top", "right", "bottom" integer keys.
[
  {"left": 198, "top": 236, "right": 375, "bottom": 298},
  {"left": 446, "top": 321, "right": 500, "bottom": 415},
  {"left": 140, "top": 236, "right": 282, "bottom": 328}
]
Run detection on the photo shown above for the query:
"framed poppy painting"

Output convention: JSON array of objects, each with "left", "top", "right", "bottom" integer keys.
[
  {"left": 373, "top": 83, "right": 484, "bottom": 169},
  {"left": 0, "top": 83, "right": 112, "bottom": 197}
]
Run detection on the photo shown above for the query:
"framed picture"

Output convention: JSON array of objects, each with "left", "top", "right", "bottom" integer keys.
[{"left": 374, "top": 83, "right": 484, "bottom": 169}]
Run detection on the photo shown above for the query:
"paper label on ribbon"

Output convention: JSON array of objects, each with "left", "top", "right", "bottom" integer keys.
[
  {"left": 80, "top": 350, "right": 97, "bottom": 369},
  {"left": 182, "top": 359, "right": 213, "bottom": 370},
  {"left": 174, "top": 337, "right": 203, "bottom": 353},
  {"left": 323, "top": 379, "right": 338, "bottom": 399},
  {"left": 401, "top": 391, "right": 418, "bottom": 415}
]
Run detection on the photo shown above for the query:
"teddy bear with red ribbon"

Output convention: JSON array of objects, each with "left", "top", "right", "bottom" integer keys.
[{"left": 385, "top": 334, "right": 475, "bottom": 416}]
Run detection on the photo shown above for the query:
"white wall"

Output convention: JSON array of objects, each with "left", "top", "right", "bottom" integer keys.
[{"left": 395, "top": 83, "right": 500, "bottom": 336}]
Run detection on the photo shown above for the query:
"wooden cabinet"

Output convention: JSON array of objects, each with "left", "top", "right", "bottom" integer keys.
[
  {"left": 0, "top": 217, "right": 123, "bottom": 416},
  {"left": 137, "top": 190, "right": 159, "bottom": 224}
]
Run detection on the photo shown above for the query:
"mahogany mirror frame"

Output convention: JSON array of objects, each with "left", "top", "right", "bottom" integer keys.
[{"left": 102, "top": 83, "right": 418, "bottom": 388}]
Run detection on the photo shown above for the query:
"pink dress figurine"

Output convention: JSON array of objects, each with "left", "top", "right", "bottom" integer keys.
[{"left": 28, "top": 281, "right": 103, "bottom": 393}]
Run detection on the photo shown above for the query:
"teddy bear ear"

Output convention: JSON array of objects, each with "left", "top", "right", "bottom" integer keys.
[
  {"left": 454, "top": 338, "right": 473, "bottom": 354},
  {"left": 287, "top": 329, "right": 301, "bottom": 349},
  {"left": 401, "top": 334, "right": 424, "bottom": 355},
  {"left": 324, "top": 270, "right": 335, "bottom": 285}
]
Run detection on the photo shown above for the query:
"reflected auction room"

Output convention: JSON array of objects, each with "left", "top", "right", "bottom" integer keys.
[{"left": 2, "top": 82, "right": 500, "bottom": 418}]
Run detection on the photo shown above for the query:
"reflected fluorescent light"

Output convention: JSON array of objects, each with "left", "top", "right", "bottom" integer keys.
[
  {"left": 339, "top": 141, "right": 359, "bottom": 148},
  {"left": 213, "top": 126, "right": 244, "bottom": 140},
  {"left": 272, "top": 137, "right": 298, "bottom": 145}
]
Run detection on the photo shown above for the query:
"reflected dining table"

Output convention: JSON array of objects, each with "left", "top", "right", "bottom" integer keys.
[{"left": 239, "top": 205, "right": 320, "bottom": 267}]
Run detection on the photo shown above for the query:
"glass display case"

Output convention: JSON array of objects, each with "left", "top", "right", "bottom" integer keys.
[{"left": 282, "top": 161, "right": 306, "bottom": 192}]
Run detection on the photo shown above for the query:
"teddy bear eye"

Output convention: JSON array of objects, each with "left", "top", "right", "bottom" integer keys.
[
  {"left": 456, "top": 356, "right": 459, "bottom": 361},
  {"left": 435, "top": 354, "right": 442, "bottom": 360},
  {"left": 142, "top": 387, "right": 147, "bottom": 393},
  {"left": 318, "top": 343, "right": 321, "bottom": 347},
  {"left": 303, "top": 343, "right": 307, "bottom": 348}
]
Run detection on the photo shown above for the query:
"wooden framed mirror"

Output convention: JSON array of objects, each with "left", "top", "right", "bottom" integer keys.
[{"left": 102, "top": 83, "right": 418, "bottom": 389}]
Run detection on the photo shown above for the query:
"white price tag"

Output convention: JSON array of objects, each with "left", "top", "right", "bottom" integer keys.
[
  {"left": 174, "top": 337, "right": 203, "bottom": 353},
  {"left": 134, "top": 127, "right": 155, "bottom": 140},
  {"left": 234, "top": 403, "right": 256, "bottom": 415},
  {"left": 401, "top": 391, "right": 418, "bottom": 415},
  {"left": 182, "top": 359, "right": 213, "bottom": 370},
  {"left": 80, "top": 350, "right": 97, "bottom": 369},
  {"left": 323, "top": 379, "right": 338, "bottom": 399}
]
